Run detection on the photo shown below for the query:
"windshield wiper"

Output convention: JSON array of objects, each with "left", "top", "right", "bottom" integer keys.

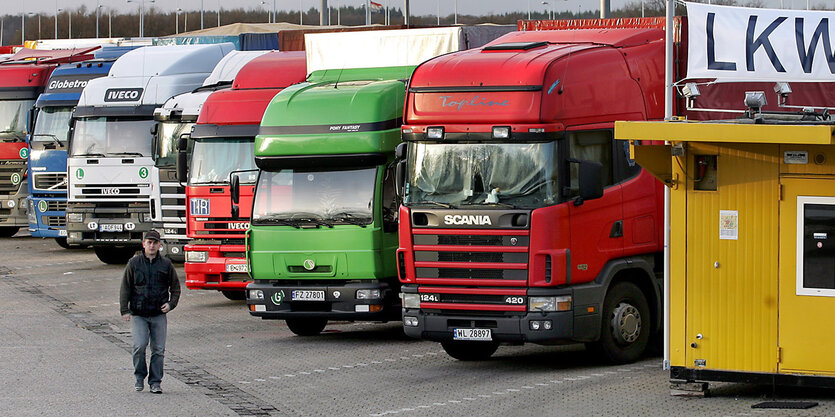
[
  {"left": 74, "top": 152, "right": 106, "bottom": 157},
  {"left": 32, "top": 134, "right": 64, "bottom": 147},
  {"left": 108, "top": 152, "right": 144, "bottom": 157},
  {"left": 293, "top": 217, "right": 334, "bottom": 228},
  {"left": 330, "top": 211, "right": 371, "bottom": 227},
  {"left": 463, "top": 201, "right": 518, "bottom": 209},
  {"left": 408, "top": 200, "right": 454, "bottom": 209},
  {"left": 255, "top": 218, "right": 302, "bottom": 228}
]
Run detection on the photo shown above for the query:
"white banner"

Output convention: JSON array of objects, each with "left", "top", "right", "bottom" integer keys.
[{"left": 687, "top": 2, "right": 835, "bottom": 81}]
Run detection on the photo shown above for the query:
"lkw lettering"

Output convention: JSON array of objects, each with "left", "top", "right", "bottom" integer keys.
[{"left": 443, "top": 214, "right": 492, "bottom": 226}]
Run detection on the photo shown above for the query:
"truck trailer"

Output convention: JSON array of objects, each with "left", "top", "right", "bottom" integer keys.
[
  {"left": 66, "top": 44, "right": 235, "bottom": 264},
  {"left": 182, "top": 51, "right": 307, "bottom": 299},
  {"left": 152, "top": 50, "right": 269, "bottom": 261}
]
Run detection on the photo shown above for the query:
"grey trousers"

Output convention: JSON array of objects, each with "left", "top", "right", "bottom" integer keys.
[{"left": 131, "top": 314, "right": 167, "bottom": 386}]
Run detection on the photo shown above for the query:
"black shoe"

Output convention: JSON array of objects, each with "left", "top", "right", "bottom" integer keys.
[
  {"left": 150, "top": 385, "right": 162, "bottom": 394},
  {"left": 134, "top": 383, "right": 144, "bottom": 392}
]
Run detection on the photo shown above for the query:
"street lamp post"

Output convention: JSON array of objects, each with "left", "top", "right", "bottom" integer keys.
[
  {"left": 176, "top": 8, "right": 182, "bottom": 34},
  {"left": 54, "top": 1, "right": 58, "bottom": 39},
  {"left": 21, "top": 12, "right": 24, "bottom": 44},
  {"left": 218, "top": 1, "right": 221, "bottom": 27},
  {"left": 127, "top": 0, "right": 155, "bottom": 38},
  {"left": 454, "top": 0, "right": 457, "bottom": 25},
  {"left": 201, "top": 0, "right": 204, "bottom": 30},
  {"left": 300, "top": 0, "right": 303, "bottom": 25},
  {"left": 96, "top": 0, "right": 100, "bottom": 38}
]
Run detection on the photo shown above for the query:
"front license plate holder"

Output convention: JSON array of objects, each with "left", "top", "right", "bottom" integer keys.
[
  {"left": 291, "top": 290, "right": 325, "bottom": 301},
  {"left": 225, "top": 264, "right": 248, "bottom": 273},
  {"left": 99, "top": 224, "right": 123, "bottom": 232},
  {"left": 453, "top": 328, "right": 492, "bottom": 341}
]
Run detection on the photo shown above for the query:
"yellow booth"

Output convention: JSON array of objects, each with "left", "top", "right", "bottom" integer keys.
[{"left": 615, "top": 116, "right": 835, "bottom": 390}]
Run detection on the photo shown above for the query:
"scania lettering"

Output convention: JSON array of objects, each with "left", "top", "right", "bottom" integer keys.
[
  {"left": 0, "top": 47, "right": 98, "bottom": 238},
  {"left": 245, "top": 27, "right": 510, "bottom": 335},
  {"left": 152, "top": 50, "right": 269, "bottom": 261},
  {"left": 66, "top": 44, "right": 235, "bottom": 264},
  {"left": 182, "top": 51, "right": 306, "bottom": 299},
  {"left": 443, "top": 215, "right": 492, "bottom": 226}
]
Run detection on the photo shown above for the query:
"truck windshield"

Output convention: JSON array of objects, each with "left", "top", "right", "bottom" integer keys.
[
  {"left": 154, "top": 122, "right": 193, "bottom": 167},
  {"left": 405, "top": 142, "right": 559, "bottom": 209},
  {"left": 31, "top": 106, "right": 73, "bottom": 148},
  {"left": 252, "top": 167, "right": 377, "bottom": 226},
  {"left": 70, "top": 117, "right": 154, "bottom": 157},
  {"left": 0, "top": 99, "right": 35, "bottom": 142},
  {"left": 189, "top": 138, "right": 257, "bottom": 185}
]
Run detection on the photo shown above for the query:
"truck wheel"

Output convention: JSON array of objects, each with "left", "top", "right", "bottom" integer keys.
[
  {"left": 0, "top": 227, "right": 19, "bottom": 237},
  {"left": 588, "top": 281, "right": 651, "bottom": 364},
  {"left": 441, "top": 340, "right": 499, "bottom": 361},
  {"left": 94, "top": 246, "right": 137, "bottom": 265},
  {"left": 221, "top": 290, "right": 246, "bottom": 301},
  {"left": 286, "top": 318, "right": 327, "bottom": 336},
  {"left": 54, "top": 237, "right": 71, "bottom": 249}
]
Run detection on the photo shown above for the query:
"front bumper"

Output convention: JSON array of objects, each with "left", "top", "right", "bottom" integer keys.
[
  {"left": 184, "top": 244, "right": 250, "bottom": 291},
  {"left": 66, "top": 205, "right": 152, "bottom": 246},
  {"left": 247, "top": 281, "right": 400, "bottom": 321},
  {"left": 28, "top": 196, "right": 66, "bottom": 238},
  {"left": 160, "top": 238, "right": 188, "bottom": 262},
  {"left": 400, "top": 285, "right": 601, "bottom": 344},
  {"left": 0, "top": 193, "right": 29, "bottom": 228}
]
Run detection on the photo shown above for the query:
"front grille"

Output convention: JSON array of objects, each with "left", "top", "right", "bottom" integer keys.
[
  {"left": 439, "top": 293, "right": 521, "bottom": 305},
  {"left": 433, "top": 268, "right": 526, "bottom": 280},
  {"left": 222, "top": 252, "right": 245, "bottom": 258},
  {"left": 0, "top": 160, "right": 26, "bottom": 195},
  {"left": 415, "top": 251, "right": 527, "bottom": 263},
  {"left": 34, "top": 173, "right": 67, "bottom": 190},
  {"left": 287, "top": 265, "right": 333, "bottom": 273},
  {"left": 414, "top": 234, "right": 530, "bottom": 247},
  {"left": 224, "top": 273, "right": 250, "bottom": 282},
  {"left": 47, "top": 201, "right": 67, "bottom": 212},
  {"left": 290, "top": 302, "right": 331, "bottom": 312},
  {"left": 43, "top": 216, "right": 66, "bottom": 227},
  {"left": 195, "top": 218, "right": 250, "bottom": 236}
]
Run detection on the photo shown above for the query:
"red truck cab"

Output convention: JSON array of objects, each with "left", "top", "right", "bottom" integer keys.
[
  {"left": 183, "top": 51, "right": 306, "bottom": 299},
  {"left": 397, "top": 29, "right": 667, "bottom": 362}
]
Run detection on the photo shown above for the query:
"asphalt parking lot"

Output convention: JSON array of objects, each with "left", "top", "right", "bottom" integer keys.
[{"left": 2, "top": 233, "right": 834, "bottom": 416}]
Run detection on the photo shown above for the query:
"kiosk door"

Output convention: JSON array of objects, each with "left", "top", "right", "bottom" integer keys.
[{"left": 779, "top": 179, "right": 835, "bottom": 375}]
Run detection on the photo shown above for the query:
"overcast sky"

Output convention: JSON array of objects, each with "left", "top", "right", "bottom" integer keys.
[{"left": 6, "top": 0, "right": 834, "bottom": 16}]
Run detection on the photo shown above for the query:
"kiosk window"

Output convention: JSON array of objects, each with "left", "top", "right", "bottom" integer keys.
[{"left": 796, "top": 197, "right": 835, "bottom": 296}]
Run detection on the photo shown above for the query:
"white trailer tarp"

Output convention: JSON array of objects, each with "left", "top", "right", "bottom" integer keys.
[{"left": 305, "top": 27, "right": 462, "bottom": 74}]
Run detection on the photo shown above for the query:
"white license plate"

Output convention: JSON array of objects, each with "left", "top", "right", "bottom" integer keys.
[
  {"left": 225, "top": 264, "right": 249, "bottom": 273},
  {"left": 291, "top": 290, "right": 325, "bottom": 301},
  {"left": 453, "top": 328, "right": 492, "bottom": 341},
  {"left": 58, "top": 229, "right": 67, "bottom": 237},
  {"left": 99, "top": 224, "right": 123, "bottom": 232}
]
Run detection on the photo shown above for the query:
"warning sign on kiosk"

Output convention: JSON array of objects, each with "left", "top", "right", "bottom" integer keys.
[{"left": 719, "top": 210, "right": 739, "bottom": 240}]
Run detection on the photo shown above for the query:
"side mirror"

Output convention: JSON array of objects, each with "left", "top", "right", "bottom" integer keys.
[
  {"left": 27, "top": 107, "right": 38, "bottom": 137},
  {"left": 230, "top": 173, "right": 240, "bottom": 205},
  {"left": 395, "top": 160, "right": 406, "bottom": 198},
  {"left": 150, "top": 123, "right": 159, "bottom": 136},
  {"left": 577, "top": 160, "right": 604, "bottom": 204},
  {"left": 176, "top": 150, "right": 188, "bottom": 182},
  {"left": 394, "top": 142, "right": 407, "bottom": 160},
  {"left": 231, "top": 205, "right": 240, "bottom": 220}
]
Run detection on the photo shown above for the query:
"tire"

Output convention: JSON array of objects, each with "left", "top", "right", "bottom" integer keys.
[
  {"left": 588, "top": 281, "right": 651, "bottom": 364},
  {"left": 285, "top": 318, "right": 328, "bottom": 336},
  {"left": 221, "top": 290, "right": 246, "bottom": 301},
  {"left": 441, "top": 340, "right": 499, "bottom": 361},
  {"left": 94, "top": 246, "right": 137, "bottom": 265},
  {"left": 0, "top": 227, "right": 19, "bottom": 237},
  {"left": 54, "top": 237, "right": 71, "bottom": 249}
]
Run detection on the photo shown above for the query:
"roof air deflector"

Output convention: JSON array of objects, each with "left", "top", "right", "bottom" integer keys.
[{"left": 483, "top": 41, "right": 549, "bottom": 51}]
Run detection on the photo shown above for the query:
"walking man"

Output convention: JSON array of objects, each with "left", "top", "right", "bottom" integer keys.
[{"left": 119, "top": 230, "right": 180, "bottom": 394}]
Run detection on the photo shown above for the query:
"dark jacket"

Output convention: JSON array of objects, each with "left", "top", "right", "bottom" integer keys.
[{"left": 119, "top": 252, "right": 181, "bottom": 317}]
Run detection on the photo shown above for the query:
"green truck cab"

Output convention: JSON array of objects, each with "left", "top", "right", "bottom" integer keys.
[{"left": 245, "top": 66, "right": 408, "bottom": 336}]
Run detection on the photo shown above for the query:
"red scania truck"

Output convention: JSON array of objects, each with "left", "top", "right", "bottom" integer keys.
[
  {"left": 397, "top": 27, "right": 668, "bottom": 363},
  {"left": 182, "top": 51, "right": 307, "bottom": 299}
]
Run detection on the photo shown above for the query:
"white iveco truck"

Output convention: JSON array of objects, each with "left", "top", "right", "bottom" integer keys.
[
  {"left": 152, "top": 50, "right": 268, "bottom": 261},
  {"left": 67, "top": 44, "right": 235, "bottom": 264}
]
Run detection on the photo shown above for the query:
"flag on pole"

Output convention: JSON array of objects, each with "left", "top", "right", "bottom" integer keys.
[{"left": 370, "top": 1, "right": 383, "bottom": 12}]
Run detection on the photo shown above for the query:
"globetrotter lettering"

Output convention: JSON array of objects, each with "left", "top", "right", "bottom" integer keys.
[
  {"left": 48, "top": 79, "right": 89, "bottom": 90},
  {"left": 444, "top": 214, "right": 493, "bottom": 226},
  {"left": 439, "top": 96, "right": 509, "bottom": 111}
]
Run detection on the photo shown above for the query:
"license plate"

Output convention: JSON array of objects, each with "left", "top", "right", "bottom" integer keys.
[
  {"left": 58, "top": 229, "right": 67, "bottom": 237},
  {"left": 291, "top": 290, "right": 325, "bottom": 301},
  {"left": 225, "top": 264, "right": 249, "bottom": 273},
  {"left": 99, "top": 224, "right": 123, "bottom": 232},
  {"left": 453, "top": 328, "right": 492, "bottom": 341}
]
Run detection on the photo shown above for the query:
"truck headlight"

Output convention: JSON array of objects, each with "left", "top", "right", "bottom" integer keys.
[
  {"left": 142, "top": 213, "right": 152, "bottom": 222},
  {"left": 67, "top": 213, "right": 83, "bottom": 223},
  {"left": 356, "top": 289, "right": 381, "bottom": 300},
  {"left": 249, "top": 290, "right": 264, "bottom": 300},
  {"left": 529, "top": 296, "right": 572, "bottom": 312},
  {"left": 27, "top": 200, "right": 36, "bottom": 223},
  {"left": 404, "top": 316, "right": 419, "bottom": 327},
  {"left": 185, "top": 251, "right": 208, "bottom": 263},
  {"left": 492, "top": 126, "right": 511, "bottom": 139},
  {"left": 403, "top": 293, "right": 420, "bottom": 309},
  {"left": 426, "top": 126, "right": 444, "bottom": 139}
]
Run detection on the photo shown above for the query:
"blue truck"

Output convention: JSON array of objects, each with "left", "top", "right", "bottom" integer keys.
[{"left": 26, "top": 48, "right": 133, "bottom": 248}]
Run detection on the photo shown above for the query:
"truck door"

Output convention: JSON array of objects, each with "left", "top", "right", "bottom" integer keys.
[
  {"left": 778, "top": 178, "right": 835, "bottom": 375},
  {"left": 567, "top": 130, "right": 624, "bottom": 283},
  {"left": 684, "top": 143, "right": 778, "bottom": 374}
]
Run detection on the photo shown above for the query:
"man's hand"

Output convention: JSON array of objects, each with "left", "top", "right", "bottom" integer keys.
[
  {"left": 122, "top": 314, "right": 131, "bottom": 322},
  {"left": 161, "top": 303, "right": 171, "bottom": 313}
]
